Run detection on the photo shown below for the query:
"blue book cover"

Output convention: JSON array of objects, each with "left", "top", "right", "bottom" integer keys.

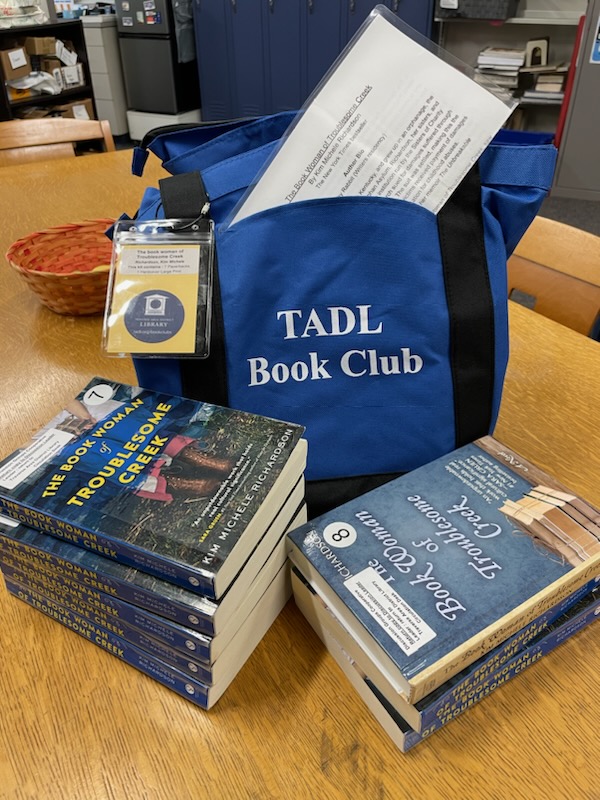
[
  {"left": 0, "top": 377, "right": 306, "bottom": 598},
  {"left": 4, "top": 559, "right": 291, "bottom": 708},
  {"left": 4, "top": 576, "right": 215, "bottom": 709},
  {"left": 287, "top": 436, "right": 600, "bottom": 702},
  {"left": 0, "top": 476, "right": 303, "bottom": 637},
  {"left": 291, "top": 565, "right": 598, "bottom": 732},
  {"left": 0, "top": 552, "right": 216, "bottom": 663},
  {"left": 302, "top": 580, "right": 600, "bottom": 753},
  {"left": 3, "top": 570, "right": 215, "bottom": 682}
]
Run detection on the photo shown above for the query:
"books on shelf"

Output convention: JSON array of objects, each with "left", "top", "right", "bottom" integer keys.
[
  {"left": 518, "top": 70, "right": 566, "bottom": 103},
  {"left": 0, "top": 377, "right": 308, "bottom": 709},
  {"left": 473, "top": 46, "right": 526, "bottom": 93},
  {"left": 0, "top": 377, "right": 307, "bottom": 599},
  {"left": 477, "top": 46, "right": 526, "bottom": 69},
  {"left": 475, "top": 44, "right": 570, "bottom": 104},
  {"left": 287, "top": 436, "right": 600, "bottom": 707},
  {"left": 520, "top": 91, "right": 564, "bottom": 105}
]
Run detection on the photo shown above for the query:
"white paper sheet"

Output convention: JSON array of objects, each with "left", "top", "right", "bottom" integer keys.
[{"left": 229, "top": 10, "right": 513, "bottom": 225}]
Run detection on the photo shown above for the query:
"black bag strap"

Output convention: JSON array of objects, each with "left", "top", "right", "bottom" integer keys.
[
  {"left": 436, "top": 162, "right": 495, "bottom": 447},
  {"left": 159, "top": 172, "right": 229, "bottom": 406}
]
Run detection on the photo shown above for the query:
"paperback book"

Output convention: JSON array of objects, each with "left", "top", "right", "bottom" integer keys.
[
  {"left": 298, "top": 578, "right": 600, "bottom": 752},
  {"left": 0, "top": 553, "right": 218, "bottom": 663},
  {"left": 287, "top": 436, "right": 600, "bottom": 703},
  {"left": 4, "top": 557, "right": 292, "bottom": 709},
  {"left": 0, "top": 377, "right": 306, "bottom": 598},
  {"left": 0, "top": 503, "right": 305, "bottom": 669},
  {"left": 291, "top": 567, "right": 599, "bottom": 732},
  {"left": 0, "top": 476, "right": 304, "bottom": 636}
]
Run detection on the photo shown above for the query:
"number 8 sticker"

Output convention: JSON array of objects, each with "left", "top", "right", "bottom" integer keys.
[{"left": 323, "top": 521, "right": 357, "bottom": 549}]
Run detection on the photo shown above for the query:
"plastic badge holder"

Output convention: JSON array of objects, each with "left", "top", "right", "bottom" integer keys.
[{"left": 103, "top": 218, "right": 214, "bottom": 358}]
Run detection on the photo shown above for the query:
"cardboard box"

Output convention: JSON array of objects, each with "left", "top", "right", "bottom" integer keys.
[
  {"left": 60, "top": 62, "right": 85, "bottom": 88},
  {"left": 49, "top": 62, "right": 85, "bottom": 92},
  {"left": 39, "top": 56, "right": 63, "bottom": 75},
  {"left": 14, "top": 106, "right": 53, "bottom": 119},
  {"left": 0, "top": 47, "right": 32, "bottom": 81},
  {"left": 24, "top": 37, "right": 56, "bottom": 56},
  {"left": 56, "top": 98, "right": 95, "bottom": 120}
]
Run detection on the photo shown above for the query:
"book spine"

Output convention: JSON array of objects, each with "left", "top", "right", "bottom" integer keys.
[
  {"left": 416, "top": 554, "right": 600, "bottom": 703},
  {"left": 405, "top": 593, "right": 600, "bottom": 750},
  {"left": 2, "top": 567, "right": 215, "bottom": 684},
  {"left": 0, "top": 550, "right": 213, "bottom": 663},
  {"left": 0, "top": 497, "right": 217, "bottom": 598},
  {"left": 418, "top": 577, "right": 599, "bottom": 729},
  {"left": 0, "top": 531, "right": 216, "bottom": 635},
  {"left": 4, "top": 575, "right": 212, "bottom": 710}
]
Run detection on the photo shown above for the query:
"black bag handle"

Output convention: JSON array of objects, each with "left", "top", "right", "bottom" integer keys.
[
  {"left": 159, "top": 172, "right": 229, "bottom": 407},
  {"left": 437, "top": 162, "right": 496, "bottom": 447}
]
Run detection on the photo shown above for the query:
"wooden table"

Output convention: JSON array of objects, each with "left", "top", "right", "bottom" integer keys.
[{"left": 0, "top": 151, "right": 599, "bottom": 800}]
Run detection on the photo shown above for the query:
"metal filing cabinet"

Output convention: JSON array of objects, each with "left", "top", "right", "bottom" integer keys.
[
  {"left": 552, "top": 0, "right": 600, "bottom": 200},
  {"left": 82, "top": 15, "right": 129, "bottom": 136}
]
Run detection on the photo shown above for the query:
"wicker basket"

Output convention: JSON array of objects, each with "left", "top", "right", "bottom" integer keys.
[{"left": 6, "top": 218, "right": 115, "bottom": 315}]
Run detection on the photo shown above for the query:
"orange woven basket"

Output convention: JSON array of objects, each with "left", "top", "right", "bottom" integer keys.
[{"left": 6, "top": 218, "right": 115, "bottom": 316}]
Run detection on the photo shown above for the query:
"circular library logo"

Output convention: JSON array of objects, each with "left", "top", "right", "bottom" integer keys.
[
  {"left": 124, "top": 290, "right": 184, "bottom": 343},
  {"left": 323, "top": 521, "right": 357, "bottom": 549}
]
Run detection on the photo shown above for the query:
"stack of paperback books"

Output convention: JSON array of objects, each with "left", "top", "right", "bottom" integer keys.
[
  {"left": 0, "top": 377, "right": 307, "bottom": 709},
  {"left": 474, "top": 45, "right": 526, "bottom": 92},
  {"left": 287, "top": 436, "right": 600, "bottom": 751}
]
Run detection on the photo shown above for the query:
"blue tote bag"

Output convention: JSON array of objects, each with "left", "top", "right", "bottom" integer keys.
[{"left": 127, "top": 114, "right": 557, "bottom": 514}]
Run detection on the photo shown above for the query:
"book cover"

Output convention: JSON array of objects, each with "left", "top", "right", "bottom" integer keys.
[
  {"left": 293, "top": 571, "right": 600, "bottom": 752},
  {"left": 0, "top": 505, "right": 305, "bottom": 664},
  {"left": 2, "top": 571, "right": 214, "bottom": 682},
  {"left": 0, "top": 551, "right": 215, "bottom": 662},
  {"left": 0, "top": 478, "right": 304, "bottom": 636},
  {"left": 3, "top": 551, "right": 292, "bottom": 687},
  {"left": 4, "top": 575, "right": 214, "bottom": 709},
  {"left": 4, "top": 559, "right": 291, "bottom": 709},
  {"left": 287, "top": 436, "right": 600, "bottom": 703},
  {"left": 291, "top": 566, "right": 599, "bottom": 732},
  {"left": 0, "top": 377, "right": 306, "bottom": 598}
]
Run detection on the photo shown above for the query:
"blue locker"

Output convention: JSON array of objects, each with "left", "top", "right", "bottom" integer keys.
[
  {"left": 264, "top": 0, "right": 305, "bottom": 113},
  {"left": 192, "top": 0, "right": 235, "bottom": 120},
  {"left": 386, "top": 0, "right": 433, "bottom": 38},
  {"left": 193, "top": 0, "right": 434, "bottom": 121},
  {"left": 302, "top": 0, "right": 345, "bottom": 101}
]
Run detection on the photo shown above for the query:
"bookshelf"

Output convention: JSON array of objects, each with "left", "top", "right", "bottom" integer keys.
[
  {"left": 0, "top": 19, "right": 96, "bottom": 122},
  {"left": 435, "top": 0, "right": 587, "bottom": 132}
]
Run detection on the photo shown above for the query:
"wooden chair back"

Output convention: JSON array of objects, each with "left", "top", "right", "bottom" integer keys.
[
  {"left": 0, "top": 118, "right": 115, "bottom": 167},
  {"left": 508, "top": 216, "right": 600, "bottom": 339}
]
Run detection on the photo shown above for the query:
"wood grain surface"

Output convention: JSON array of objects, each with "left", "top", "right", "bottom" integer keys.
[{"left": 0, "top": 151, "right": 599, "bottom": 800}]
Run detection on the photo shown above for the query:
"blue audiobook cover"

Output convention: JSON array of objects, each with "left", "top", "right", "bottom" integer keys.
[
  {"left": 288, "top": 436, "right": 600, "bottom": 700},
  {"left": 0, "top": 377, "right": 305, "bottom": 598}
]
